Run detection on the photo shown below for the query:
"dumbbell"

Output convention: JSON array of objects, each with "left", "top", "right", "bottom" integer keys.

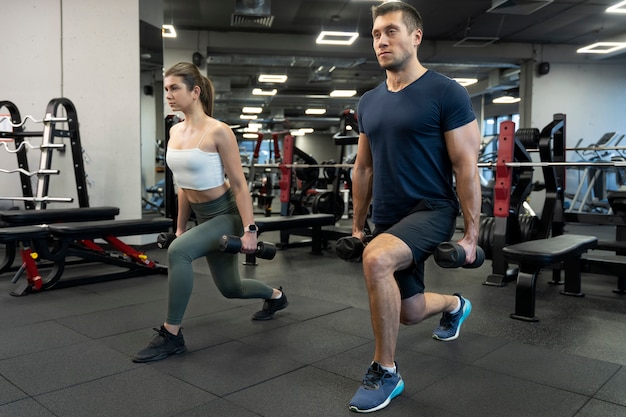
[
  {"left": 433, "top": 242, "right": 485, "bottom": 269},
  {"left": 335, "top": 235, "right": 372, "bottom": 262},
  {"left": 156, "top": 232, "right": 177, "bottom": 249},
  {"left": 219, "top": 235, "right": 276, "bottom": 260}
]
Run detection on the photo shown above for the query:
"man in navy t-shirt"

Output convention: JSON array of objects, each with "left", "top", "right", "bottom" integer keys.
[{"left": 348, "top": 1, "right": 482, "bottom": 413}]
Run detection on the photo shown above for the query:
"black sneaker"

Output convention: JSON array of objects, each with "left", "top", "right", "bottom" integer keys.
[
  {"left": 132, "top": 325, "right": 186, "bottom": 363},
  {"left": 252, "top": 288, "right": 289, "bottom": 320}
]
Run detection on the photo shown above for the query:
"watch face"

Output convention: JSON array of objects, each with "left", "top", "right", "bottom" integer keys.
[{"left": 248, "top": 225, "right": 257, "bottom": 232}]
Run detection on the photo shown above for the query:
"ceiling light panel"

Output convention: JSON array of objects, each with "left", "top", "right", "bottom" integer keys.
[
  {"left": 242, "top": 106, "right": 263, "bottom": 113},
  {"left": 454, "top": 78, "right": 478, "bottom": 86},
  {"left": 492, "top": 96, "right": 521, "bottom": 104},
  {"left": 330, "top": 89, "right": 357, "bottom": 97},
  {"left": 258, "top": 74, "right": 288, "bottom": 83},
  {"left": 252, "top": 88, "right": 277, "bottom": 96},
  {"left": 316, "top": 31, "right": 359, "bottom": 45},
  {"left": 162, "top": 24, "right": 177, "bottom": 38},
  {"left": 305, "top": 108, "right": 327, "bottom": 115},
  {"left": 576, "top": 42, "right": 626, "bottom": 54},
  {"left": 607, "top": 1, "right": 626, "bottom": 13}
]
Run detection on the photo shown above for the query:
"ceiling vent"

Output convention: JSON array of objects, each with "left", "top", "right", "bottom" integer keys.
[
  {"left": 232, "top": 0, "right": 274, "bottom": 28},
  {"left": 487, "top": 0, "right": 553, "bottom": 15}
]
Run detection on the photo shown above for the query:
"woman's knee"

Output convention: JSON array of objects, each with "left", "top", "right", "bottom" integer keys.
[
  {"left": 217, "top": 283, "right": 243, "bottom": 299},
  {"left": 168, "top": 245, "right": 193, "bottom": 265}
]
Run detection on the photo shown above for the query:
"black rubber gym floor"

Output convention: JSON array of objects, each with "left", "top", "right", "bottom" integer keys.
[{"left": 0, "top": 222, "right": 625, "bottom": 417}]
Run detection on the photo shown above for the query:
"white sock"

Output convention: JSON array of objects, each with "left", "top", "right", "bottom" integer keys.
[
  {"left": 379, "top": 363, "right": 396, "bottom": 374},
  {"left": 449, "top": 296, "right": 461, "bottom": 315}
]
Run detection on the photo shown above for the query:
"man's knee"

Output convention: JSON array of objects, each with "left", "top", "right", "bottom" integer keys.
[
  {"left": 400, "top": 294, "right": 427, "bottom": 325},
  {"left": 362, "top": 238, "right": 407, "bottom": 275},
  {"left": 400, "top": 310, "right": 427, "bottom": 325},
  {"left": 362, "top": 247, "right": 393, "bottom": 274}
]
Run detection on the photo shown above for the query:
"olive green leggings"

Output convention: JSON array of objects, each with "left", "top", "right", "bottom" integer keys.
[{"left": 166, "top": 189, "right": 273, "bottom": 325}]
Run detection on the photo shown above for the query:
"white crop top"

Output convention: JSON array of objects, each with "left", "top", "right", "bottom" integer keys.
[{"left": 166, "top": 127, "right": 226, "bottom": 191}]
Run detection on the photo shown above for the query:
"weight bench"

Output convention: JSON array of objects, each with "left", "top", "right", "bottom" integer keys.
[
  {"left": 243, "top": 213, "right": 335, "bottom": 265},
  {"left": 0, "top": 218, "right": 171, "bottom": 295},
  {"left": 0, "top": 206, "right": 120, "bottom": 273},
  {"left": 502, "top": 234, "right": 597, "bottom": 321}
]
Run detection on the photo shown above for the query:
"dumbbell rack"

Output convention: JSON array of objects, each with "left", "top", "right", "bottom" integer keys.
[{"left": 0, "top": 97, "right": 90, "bottom": 209}]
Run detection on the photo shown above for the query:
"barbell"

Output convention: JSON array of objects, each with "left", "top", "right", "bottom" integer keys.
[{"left": 253, "top": 160, "right": 626, "bottom": 169}]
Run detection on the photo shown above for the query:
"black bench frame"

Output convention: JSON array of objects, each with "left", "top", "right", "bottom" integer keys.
[
  {"left": 0, "top": 218, "right": 171, "bottom": 295},
  {"left": 243, "top": 214, "right": 335, "bottom": 265},
  {"left": 0, "top": 206, "right": 120, "bottom": 274},
  {"left": 502, "top": 234, "right": 597, "bottom": 321}
]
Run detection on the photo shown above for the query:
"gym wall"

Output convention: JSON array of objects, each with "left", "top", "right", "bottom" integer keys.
[{"left": 0, "top": 0, "right": 143, "bottom": 229}]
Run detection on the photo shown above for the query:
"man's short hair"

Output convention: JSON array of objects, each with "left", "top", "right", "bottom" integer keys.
[{"left": 371, "top": 1, "right": 423, "bottom": 32}]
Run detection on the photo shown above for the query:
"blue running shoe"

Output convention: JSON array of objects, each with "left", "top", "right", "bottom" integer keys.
[
  {"left": 349, "top": 362, "right": 404, "bottom": 413},
  {"left": 432, "top": 293, "right": 472, "bottom": 341}
]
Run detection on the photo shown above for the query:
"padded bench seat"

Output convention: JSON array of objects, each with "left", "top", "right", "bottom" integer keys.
[
  {"left": 0, "top": 206, "right": 120, "bottom": 226},
  {"left": 502, "top": 234, "right": 597, "bottom": 321},
  {"left": 47, "top": 218, "right": 172, "bottom": 239},
  {"left": 0, "top": 225, "right": 50, "bottom": 243}
]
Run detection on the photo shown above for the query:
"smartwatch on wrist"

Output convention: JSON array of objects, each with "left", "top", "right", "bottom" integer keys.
[{"left": 244, "top": 224, "right": 258, "bottom": 233}]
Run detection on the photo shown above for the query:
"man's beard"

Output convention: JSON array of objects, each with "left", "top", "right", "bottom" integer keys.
[{"left": 379, "top": 50, "right": 412, "bottom": 72}]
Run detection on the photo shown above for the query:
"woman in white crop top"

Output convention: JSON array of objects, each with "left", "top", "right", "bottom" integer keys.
[{"left": 133, "top": 62, "right": 288, "bottom": 363}]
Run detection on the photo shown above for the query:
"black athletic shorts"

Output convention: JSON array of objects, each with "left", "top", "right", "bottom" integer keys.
[{"left": 373, "top": 199, "right": 458, "bottom": 299}]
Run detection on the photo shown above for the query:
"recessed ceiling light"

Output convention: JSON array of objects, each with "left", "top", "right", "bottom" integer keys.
[
  {"left": 316, "top": 31, "right": 359, "bottom": 45},
  {"left": 242, "top": 107, "right": 263, "bottom": 113},
  {"left": 305, "top": 108, "right": 327, "bottom": 115},
  {"left": 240, "top": 114, "right": 258, "bottom": 120},
  {"left": 258, "top": 74, "right": 288, "bottom": 83},
  {"left": 576, "top": 42, "right": 626, "bottom": 54},
  {"left": 330, "top": 89, "right": 357, "bottom": 97},
  {"left": 242, "top": 133, "right": 259, "bottom": 139},
  {"left": 607, "top": 0, "right": 626, "bottom": 13},
  {"left": 453, "top": 78, "right": 478, "bottom": 86},
  {"left": 162, "top": 24, "right": 177, "bottom": 38},
  {"left": 252, "top": 88, "right": 277, "bottom": 96}
]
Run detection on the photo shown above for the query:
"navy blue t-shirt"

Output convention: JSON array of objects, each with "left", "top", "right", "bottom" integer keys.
[{"left": 357, "top": 70, "right": 476, "bottom": 224}]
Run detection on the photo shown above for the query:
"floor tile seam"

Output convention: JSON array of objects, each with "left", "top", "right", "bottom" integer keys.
[
  {"left": 218, "top": 364, "right": 310, "bottom": 398},
  {"left": 179, "top": 303, "right": 261, "bottom": 322},
  {"left": 0, "top": 336, "right": 91, "bottom": 362},
  {"left": 0, "top": 375, "right": 29, "bottom": 405},
  {"left": 180, "top": 337, "right": 244, "bottom": 355},
  {"left": 587, "top": 365, "right": 625, "bottom": 403},
  {"left": 474, "top": 337, "right": 626, "bottom": 369},
  {"left": 308, "top": 352, "right": 371, "bottom": 383},
  {"left": 298, "top": 305, "right": 376, "bottom": 338},
  {"left": 27, "top": 366, "right": 142, "bottom": 398},
  {"left": 0, "top": 395, "right": 57, "bottom": 416},
  {"left": 394, "top": 333, "right": 509, "bottom": 365},
  {"left": 461, "top": 362, "right": 598, "bottom": 398}
]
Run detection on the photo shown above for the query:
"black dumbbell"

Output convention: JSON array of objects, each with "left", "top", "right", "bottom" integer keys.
[
  {"left": 219, "top": 235, "right": 276, "bottom": 260},
  {"left": 335, "top": 235, "right": 374, "bottom": 262},
  {"left": 335, "top": 236, "right": 365, "bottom": 262},
  {"left": 156, "top": 232, "right": 177, "bottom": 249},
  {"left": 433, "top": 242, "right": 485, "bottom": 269}
]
